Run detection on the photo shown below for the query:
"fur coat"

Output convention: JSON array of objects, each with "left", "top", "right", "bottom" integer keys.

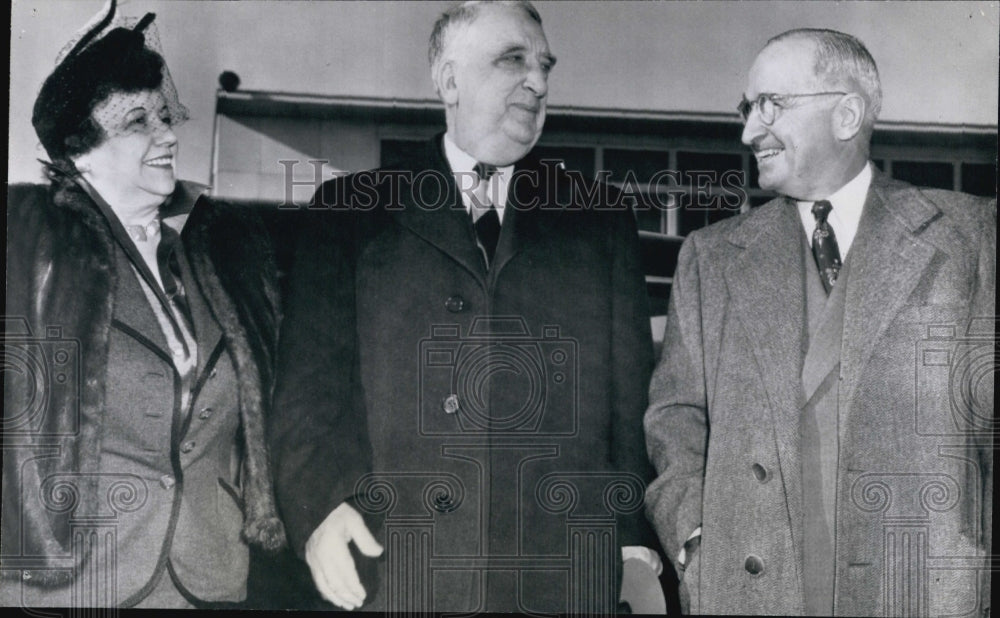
[{"left": 2, "top": 171, "right": 286, "bottom": 587}]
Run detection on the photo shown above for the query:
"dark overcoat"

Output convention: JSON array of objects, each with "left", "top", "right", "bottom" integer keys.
[
  {"left": 644, "top": 171, "right": 995, "bottom": 615},
  {"left": 271, "top": 135, "right": 657, "bottom": 613}
]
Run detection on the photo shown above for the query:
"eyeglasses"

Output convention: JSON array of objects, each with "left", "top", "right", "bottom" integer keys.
[{"left": 737, "top": 91, "right": 847, "bottom": 125}]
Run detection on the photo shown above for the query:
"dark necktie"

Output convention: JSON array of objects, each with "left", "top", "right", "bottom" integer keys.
[
  {"left": 472, "top": 162, "right": 501, "bottom": 267},
  {"left": 811, "top": 200, "right": 842, "bottom": 295},
  {"left": 156, "top": 220, "right": 194, "bottom": 331}
]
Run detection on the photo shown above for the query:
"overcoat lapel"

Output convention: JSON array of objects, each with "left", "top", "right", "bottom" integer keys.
[
  {"left": 391, "top": 138, "right": 487, "bottom": 283},
  {"left": 490, "top": 162, "right": 564, "bottom": 280},
  {"left": 839, "top": 174, "right": 940, "bottom": 410},
  {"left": 724, "top": 199, "right": 807, "bottom": 549}
]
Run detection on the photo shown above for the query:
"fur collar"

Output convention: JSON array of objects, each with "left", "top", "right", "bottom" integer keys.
[{"left": 2, "top": 175, "right": 285, "bottom": 587}]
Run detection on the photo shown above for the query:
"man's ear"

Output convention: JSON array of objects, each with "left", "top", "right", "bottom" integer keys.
[
  {"left": 437, "top": 60, "right": 459, "bottom": 106},
  {"left": 833, "top": 93, "right": 865, "bottom": 141}
]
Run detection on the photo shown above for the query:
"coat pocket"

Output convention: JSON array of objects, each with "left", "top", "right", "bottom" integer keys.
[{"left": 217, "top": 476, "right": 245, "bottom": 513}]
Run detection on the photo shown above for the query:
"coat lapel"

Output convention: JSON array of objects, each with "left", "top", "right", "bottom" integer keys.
[
  {"left": 490, "top": 160, "right": 564, "bottom": 280},
  {"left": 111, "top": 246, "right": 173, "bottom": 359},
  {"left": 801, "top": 250, "right": 850, "bottom": 405},
  {"left": 724, "top": 199, "right": 807, "bottom": 548},
  {"left": 391, "top": 137, "right": 487, "bottom": 283},
  {"left": 839, "top": 173, "right": 941, "bottom": 410}
]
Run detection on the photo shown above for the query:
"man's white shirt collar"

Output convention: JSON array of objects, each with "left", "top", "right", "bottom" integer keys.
[
  {"left": 443, "top": 133, "right": 514, "bottom": 223},
  {"left": 797, "top": 162, "right": 872, "bottom": 258}
]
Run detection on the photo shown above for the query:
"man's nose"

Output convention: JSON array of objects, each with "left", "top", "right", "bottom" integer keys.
[
  {"left": 741, "top": 111, "right": 765, "bottom": 146},
  {"left": 524, "top": 63, "right": 548, "bottom": 98}
]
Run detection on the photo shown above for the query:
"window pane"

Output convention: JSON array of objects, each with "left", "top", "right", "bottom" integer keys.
[
  {"left": 677, "top": 195, "right": 740, "bottom": 235},
  {"left": 604, "top": 149, "right": 672, "bottom": 184},
  {"left": 630, "top": 191, "right": 662, "bottom": 233},
  {"left": 646, "top": 282, "right": 671, "bottom": 317},
  {"left": 634, "top": 207, "right": 664, "bottom": 233},
  {"left": 960, "top": 162, "right": 997, "bottom": 197},
  {"left": 678, "top": 207, "right": 710, "bottom": 236},
  {"left": 676, "top": 151, "right": 743, "bottom": 186},
  {"left": 749, "top": 155, "right": 760, "bottom": 189},
  {"left": 892, "top": 160, "right": 954, "bottom": 190},
  {"left": 640, "top": 234, "right": 683, "bottom": 279}
]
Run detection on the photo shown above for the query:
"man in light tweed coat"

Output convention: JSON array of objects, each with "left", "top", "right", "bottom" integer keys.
[{"left": 644, "top": 28, "right": 994, "bottom": 616}]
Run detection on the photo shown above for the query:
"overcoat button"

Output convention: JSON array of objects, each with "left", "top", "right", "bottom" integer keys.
[
  {"left": 181, "top": 441, "right": 196, "bottom": 453},
  {"left": 442, "top": 394, "right": 460, "bottom": 414},
  {"left": 209, "top": 368, "right": 218, "bottom": 379},
  {"left": 744, "top": 554, "right": 764, "bottom": 575},
  {"left": 444, "top": 296, "right": 466, "bottom": 313},
  {"left": 751, "top": 463, "right": 769, "bottom": 483},
  {"left": 160, "top": 474, "right": 176, "bottom": 489},
  {"left": 198, "top": 407, "right": 213, "bottom": 420}
]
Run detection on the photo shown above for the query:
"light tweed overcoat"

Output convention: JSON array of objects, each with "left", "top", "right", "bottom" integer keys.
[{"left": 644, "top": 171, "right": 994, "bottom": 616}]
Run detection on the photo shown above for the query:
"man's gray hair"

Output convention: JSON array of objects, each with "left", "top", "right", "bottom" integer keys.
[
  {"left": 769, "top": 28, "right": 883, "bottom": 132},
  {"left": 429, "top": 0, "right": 542, "bottom": 75}
]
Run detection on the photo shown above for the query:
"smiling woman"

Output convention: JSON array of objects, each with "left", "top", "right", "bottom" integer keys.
[
  {"left": 73, "top": 90, "right": 181, "bottom": 215},
  {"left": 2, "top": 0, "right": 285, "bottom": 609}
]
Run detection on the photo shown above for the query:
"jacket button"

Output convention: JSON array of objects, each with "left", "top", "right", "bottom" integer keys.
[
  {"left": 444, "top": 296, "right": 466, "bottom": 313},
  {"left": 160, "top": 474, "right": 176, "bottom": 490},
  {"left": 751, "top": 463, "right": 769, "bottom": 483},
  {"left": 744, "top": 554, "right": 764, "bottom": 576},
  {"left": 198, "top": 407, "right": 213, "bottom": 420},
  {"left": 442, "top": 394, "right": 460, "bottom": 414},
  {"left": 181, "top": 441, "right": 196, "bottom": 453}
]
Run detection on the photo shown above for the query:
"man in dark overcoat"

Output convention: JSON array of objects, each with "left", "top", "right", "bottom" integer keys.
[
  {"left": 270, "top": 0, "right": 659, "bottom": 613},
  {"left": 644, "top": 28, "right": 994, "bottom": 616}
]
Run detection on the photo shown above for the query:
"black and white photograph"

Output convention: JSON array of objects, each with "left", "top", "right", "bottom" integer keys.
[{"left": 4, "top": 0, "right": 997, "bottom": 614}]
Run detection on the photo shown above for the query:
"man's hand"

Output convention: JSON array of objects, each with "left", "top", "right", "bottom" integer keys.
[
  {"left": 621, "top": 545, "right": 663, "bottom": 576},
  {"left": 678, "top": 528, "right": 701, "bottom": 571},
  {"left": 305, "top": 502, "right": 384, "bottom": 610}
]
